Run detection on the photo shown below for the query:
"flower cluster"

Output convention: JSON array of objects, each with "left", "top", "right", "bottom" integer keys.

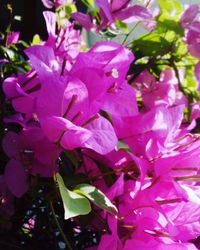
[{"left": 1, "top": 1, "right": 200, "bottom": 249}]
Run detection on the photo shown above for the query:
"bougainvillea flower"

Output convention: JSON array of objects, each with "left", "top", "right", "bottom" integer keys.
[
  {"left": 43, "top": 11, "right": 82, "bottom": 66},
  {"left": 165, "top": 199, "right": 200, "bottom": 242},
  {"left": 3, "top": 71, "right": 40, "bottom": 114},
  {"left": 72, "top": 1, "right": 152, "bottom": 30},
  {"left": 6, "top": 32, "right": 20, "bottom": 46},
  {"left": 71, "top": 41, "right": 138, "bottom": 117},
  {"left": 43, "top": 11, "right": 57, "bottom": 47},
  {"left": 41, "top": 114, "right": 118, "bottom": 155},
  {"left": 71, "top": 12, "right": 95, "bottom": 31},
  {"left": 102, "top": 81, "right": 138, "bottom": 117},
  {"left": 180, "top": 4, "right": 199, "bottom": 29},
  {"left": 186, "top": 21, "right": 200, "bottom": 58},
  {"left": 2, "top": 129, "right": 59, "bottom": 197},
  {"left": 96, "top": 0, "right": 152, "bottom": 28},
  {"left": 191, "top": 101, "right": 200, "bottom": 120},
  {"left": 115, "top": 105, "right": 184, "bottom": 157},
  {"left": 41, "top": 0, "right": 67, "bottom": 9},
  {"left": 154, "top": 135, "right": 200, "bottom": 176},
  {"left": 134, "top": 68, "right": 185, "bottom": 109},
  {"left": 195, "top": 61, "right": 200, "bottom": 90},
  {"left": 25, "top": 41, "right": 118, "bottom": 154},
  {"left": 124, "top": 234, "right": 198, "bottom": 250},
  {"left": 97, "top": 215, "right": 123, "bottom": 250},
  {"left": 72, "top": 41, "right": 134, "bottom": 85},
  {"left": 25, "top": 45, "right": 60, "bottom": 79}
]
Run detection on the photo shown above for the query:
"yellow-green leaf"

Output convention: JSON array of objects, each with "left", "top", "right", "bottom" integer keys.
[{"left": 56, "top": 173, "right": 91, "bottom": 220}]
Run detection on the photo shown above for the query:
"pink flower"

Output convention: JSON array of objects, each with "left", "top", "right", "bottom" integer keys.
[
  {"left": 3, "top": 71, "right": 40, "bottom": 114},
  {"left": 43, "top": 11, "right": 82, "bottom": 65},
  {"left": 124, "top": 235, "right": 198, "bottom": 250},
  {"left": 41, "top": 114, "right": 118, "bottom": 155},
  {"left": 41, "top": 0, "right": 68, "bottom": 9},
  {"left": 6, "top": 32, "right": 20, "bottom": 46},
  {"left": 96, "top": 0, "right": 152, "bottom": 28},
  {"left": 98, "top": 215, "right": 123, "bottom": 250},
  {"left": 71, "top": 12, "right": 94, "bottom": 31},
  {"left": 180, "top": 4, "right": 199, "bottom": 29},
  {"left": 72, "top": 0, "right": 152, "bottom": 30},
  {"left": 134, "top": 68, "right": 186, "bottom": 109},
  {"left": 2, "top": 128, "right": 59, "bottom": 197},
  {"left": 186, "top": 22, "right": 200, "bottom": 58},
  {"left": 191, "top": 101, "right": 200, "bottom": 120},
  {"left": 195, "top": 61, "right": 200, "bottom": 90}
]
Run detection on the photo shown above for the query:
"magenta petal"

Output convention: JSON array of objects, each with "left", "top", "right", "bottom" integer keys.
[
  {"left": 13, "top": 95, "right": 35, "bottom": 114},
  {"left": 102, "top": 82, "right": 138, "bottom": 116},
  {"left": 3, "top": 77, "right": 19, "bottom": 98},
  {"left": 85, "top": 116, "right": 118, "bottom": 154},
  {"left": 41, "top": 116, "right": 92, "bottom": 148},
  {"left": 98, "top": 234, "right": 122, "bottom": 250},
  {"left": 111, "top": 0, "right": 129, "bottom": 12},
  {"left": 41, "top": 116, "right": 69, "bottom": 142},
  {"left": 96, "top": 0, "right": 113, "bottom": 22},
  {"left": 22, "top": 127, "right": 59, "bottom": 166},
  {"left": 72, "top": 12, "right": 94, "bottom": 31},
  {"left": 30, "top": 160, "right": 54, "bottom": 177},
  {"left": 106, "top": 173, "right": 124, "bottom": 200},
  {"left": 41, "top": 0, "right": 54, "bottom": 8},
  {"left": 73, "top": 41, "right": 134, "bottom": 86},
  {"left": 43, "top": 11, "right": 57, "bottom": 38},
  {"left": 180, "top": 4, "right": 199, "bottom": 28},
  {"left": 62, "top": 78, "right": 89, "bottom": 121},
  {"left": 36, "top": 76, "right": 67, "bottom": 118},
  {"left": 25, "top": 45, "right": 60, "bottom": 78},
  {"left": 115, "top": 5, "right": 152, "bottom": 23},
  {"left": 2, "top": 132, "right": 23, "bottom": 158},
  {"left": 6, "top": 32, "right": 20, "bottom": 45},
  {"left": 195, "top": 61, "right": 200, "bottom": 90},
  {"left": 4, "top": 159, "right": 28, "bottom": 197},
  {"left": 70, "top": 68, "right": 107, "bottom": 106},
  {"left": 61, "top": 125, "right": 92, "bottom": 150}
]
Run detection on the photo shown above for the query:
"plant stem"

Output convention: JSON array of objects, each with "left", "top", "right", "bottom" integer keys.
[
  {"left": 122, "top": 21, "right": 141, "bottom": 45},
  {"left": 49, "top": 201, "right": 73, "bottom": 250},
  {"left": 122, "top": 0, "right": 152, "bottom": 45},
  {"left": 171, "top": 60, "right": 192, "bottom": 122}
]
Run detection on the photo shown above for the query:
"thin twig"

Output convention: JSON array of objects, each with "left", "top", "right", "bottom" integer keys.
[
  {"left": 122, "top": 0, "right": 152, "bottom": 45},
  {"left": 49, "top": 201, "right": 73, "bottom": 250},
  {"left": 122, "top": 21, "right": 141, "bottom": 45}
]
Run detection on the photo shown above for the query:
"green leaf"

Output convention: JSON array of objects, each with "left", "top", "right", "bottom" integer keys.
[
  {"left": 32, "top": 34, "right": 41, "bottom": 45},
  {"left": 117, "top": 140, "right": 130, "bottom": 151},
  {"left": 157, "top": 19, "right": 184, "bottom": 35},
  {"left": 87, "top": 0, "right": 95, "bottom": 8},
  {"left": 157, "top": 0, "right": 182, "bottom": 19},
  {"left": 14, "top": 15, "right": 22, "bottom": 21},
  {"left": 74, "top": 183, "right": 118, "bottom": 216},
  {"left": 115, "top": 19, "right": 128, "bottom": 33},
  {"left": 2, "top": 47, "right": 15, "bottom": 60},
  {"left": 56, "top": 173, "right": 91, "bottom": 220},
  {"left": 183, "top": 65, "right": 197, "bottom": 91},
  {"left": 65, "top": 3, "right": 77, "bottom": 15},
  {"left": 156, "top": 0, "right": 183, "bottom": 35},
  {"left": 132, "top": 33, "right": 171, "bottom": 57},
  {"left": 172, "top": 38, "right": 187, "bottom": 60}
]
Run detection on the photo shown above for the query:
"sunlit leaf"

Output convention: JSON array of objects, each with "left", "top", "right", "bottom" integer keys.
[
  {"left": 56, "top": 173, "right": 91, "bottom": 220},
  {"left": 74, "top": 183, "right": 118, "bottom": 215}
]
